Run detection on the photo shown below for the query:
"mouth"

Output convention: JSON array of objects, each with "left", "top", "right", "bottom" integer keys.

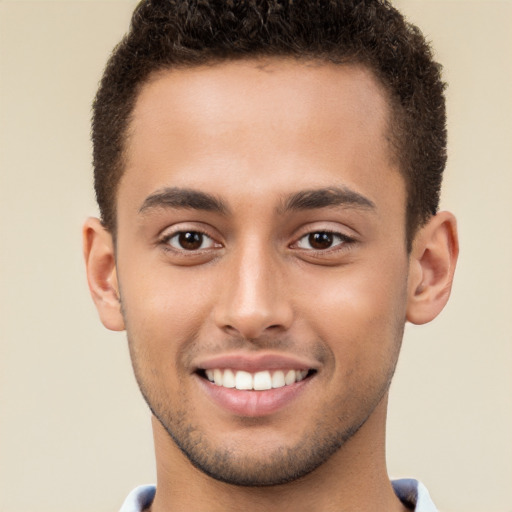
[
  {"left": 193, "top": 353, "right": 319, "bottom": 416},
  {"left": 197, "top": 368, "right": 316, "bottom": 391}
]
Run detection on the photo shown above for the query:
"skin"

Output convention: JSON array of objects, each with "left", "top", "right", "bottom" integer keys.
[{"left": 84, "top": 59, "right": 458, "bottom": 512}]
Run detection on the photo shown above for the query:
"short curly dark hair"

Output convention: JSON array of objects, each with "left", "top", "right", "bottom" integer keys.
[{"left": 92, "top": 0, "right": 446, "bottom": 246}]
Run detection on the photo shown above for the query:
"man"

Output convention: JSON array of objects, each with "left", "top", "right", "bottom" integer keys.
[{"left": 83, "top": 1, "right": 458, "bottom": 510}]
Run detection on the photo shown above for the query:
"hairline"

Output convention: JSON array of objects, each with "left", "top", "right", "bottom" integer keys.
[{"left": 108, "top": 55, "right": 421, "bottom": 251}]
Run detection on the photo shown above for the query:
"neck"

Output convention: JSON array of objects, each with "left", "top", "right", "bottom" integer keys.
[{"left": 148, "top": 395, "right": 408, "bottom": 512}]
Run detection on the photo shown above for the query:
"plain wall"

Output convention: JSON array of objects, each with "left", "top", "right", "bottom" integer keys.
[{"left": 0, "top": 1, "right": 511, "bottom": 511}]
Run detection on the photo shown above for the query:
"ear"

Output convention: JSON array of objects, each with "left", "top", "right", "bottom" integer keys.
[
  {"left": 83, "top": 217, "right": 125, "bottom": 331},
  {"left": 406, "top": 211, "right": 459, "bottom": 325}
]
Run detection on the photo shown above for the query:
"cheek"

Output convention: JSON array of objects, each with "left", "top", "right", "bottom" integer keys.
[
  {"left": 297, "top": 260, "right": 408, "bottom": 363},
  {"left": 119, "top": 262, "right": 217, "bottom": 366}
]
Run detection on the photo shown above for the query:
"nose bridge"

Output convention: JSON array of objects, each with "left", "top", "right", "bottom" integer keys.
[{"left": 215, "top": 235, "right": 292, "bottom": 339}]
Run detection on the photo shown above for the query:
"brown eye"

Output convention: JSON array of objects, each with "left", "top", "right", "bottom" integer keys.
[
  {"left": 308, "top": 232, "right": 334, "bottom": 249},
  {"left": 178, "top": 232, "right": 203, "bottom": 250},
  {"left": 295, "top": 231, "right": 350, "bottom": 251},
  {"left": 166, "top": 231, "right": 216, "bottom": 251}
]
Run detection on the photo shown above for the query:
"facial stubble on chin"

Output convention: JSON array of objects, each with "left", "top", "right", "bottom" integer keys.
[{"left": 124, "top": 328, "right": 403, "bottom": 488}]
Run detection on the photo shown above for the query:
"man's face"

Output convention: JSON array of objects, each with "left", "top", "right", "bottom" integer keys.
[{"left": 114, "top": 59, "right": 410, "bottom": 485}]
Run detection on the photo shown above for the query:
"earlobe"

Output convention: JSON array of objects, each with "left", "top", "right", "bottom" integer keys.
[
  {"left": 406, "top": 211, "right": 459, "bottom": 325},
  {"left": 83, "top": 217, "right": 125, "bottom": 331}
]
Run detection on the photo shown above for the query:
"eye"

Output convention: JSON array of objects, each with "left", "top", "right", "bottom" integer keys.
[
  {"left": 295, "top": 231, "right": 351, "bottom": 250},
  {"left": 164, "top": 231, "right": 218, "bottom": 251}
]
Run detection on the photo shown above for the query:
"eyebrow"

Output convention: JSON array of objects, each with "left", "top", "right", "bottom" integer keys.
[
  {"left": 280, "top": 186, "right": 376, "bottom": 213},
  {"left": 138, "top": 185, "right": 374, "bottom": 217},
  {"left": 139, "top": 187, "right": 229, "bottom": 215}
]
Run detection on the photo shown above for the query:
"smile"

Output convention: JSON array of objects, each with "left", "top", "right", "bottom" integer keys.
[
  {"left": 204, "top": 369, "right": 310, "bottom": 390},
  {"left": 197, "top": 367, "right": 316, "bottom": 417},
  {"left": 194, "top": 353, "right": 318, "bottom": 415}
]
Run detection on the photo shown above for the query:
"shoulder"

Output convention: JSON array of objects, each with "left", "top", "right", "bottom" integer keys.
[
  {"left": 119, "top": 480, "right": 437, "bottom": 512},
  {"left": 392, "top": 478, "right": 438, "bottom": 512},
  {"left": 119, "top": 484, "right": 156, "bottom": 512}
]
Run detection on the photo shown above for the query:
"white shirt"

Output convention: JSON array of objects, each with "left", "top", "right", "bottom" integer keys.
[{"left": 119, "top": 478, "right": 438, "bottom": 511}]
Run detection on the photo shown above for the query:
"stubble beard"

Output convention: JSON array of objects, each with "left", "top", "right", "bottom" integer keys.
[
  {"left": 127, "top": 339, "right": 400, "bottom": 488},
  {"left": 119, "top": 281, "right": 406, "bottom": 487},
  {"left": 149, "top": 395, "right": 366, "bottom": 487}
]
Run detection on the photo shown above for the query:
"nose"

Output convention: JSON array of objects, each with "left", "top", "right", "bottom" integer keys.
[{"left": 213, "top": 241, "right": 293, "bottom": 340}]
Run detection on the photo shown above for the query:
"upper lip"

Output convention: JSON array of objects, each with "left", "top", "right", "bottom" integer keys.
[{"left": 194, "top": 352, "right": 319, "bottom": 373}]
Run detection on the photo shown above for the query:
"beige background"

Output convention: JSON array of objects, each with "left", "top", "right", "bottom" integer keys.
[{"left": 0, "top": 1, "right": 511, "bottom": 511}]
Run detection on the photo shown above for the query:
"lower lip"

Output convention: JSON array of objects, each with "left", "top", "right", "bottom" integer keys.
[{"left": 196, "top": 375, "right": 312, "bottom": 417}]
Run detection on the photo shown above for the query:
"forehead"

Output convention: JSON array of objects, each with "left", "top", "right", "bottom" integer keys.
[
  {"left": 129, "top": 59, "right": 390, "bottom": 150},
  {"left": 120, "top": 58, "right": 402, "bottom": 216}
]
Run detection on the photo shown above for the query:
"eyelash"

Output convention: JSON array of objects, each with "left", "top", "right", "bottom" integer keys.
[
  {"left": 292, "top": 230, "right": 355, "bottom": 253},
  {"left": 159, "top": 230, "right": 220, "bottom": 252},
  {"left": 158, "top": 228, "right": 354, "bottom": 255}
]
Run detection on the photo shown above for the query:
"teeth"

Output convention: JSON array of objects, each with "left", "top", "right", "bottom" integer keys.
[
  {"left": 253, "top": 371, "right": 272, "bottom": 390},
  {"left": 204, "top": 369, "right": 309, "bottom": 390},
  {"left": 296, "top": 370, "right": 307, "bottom": 382},
  {"left": 222, "top": 369, "right": 235, "bottom": 388},
  {"left": 235, "top": 371, "right": 253, "bottom": 390},
  {"left": 271, "top": 370, "right": 286, "bottom": 388},
  {"left": 284, "top": 369, "right": 296, "bottom": 385},
  {"left": 213, "top": 369, "right": 223, "bottom": 386}
]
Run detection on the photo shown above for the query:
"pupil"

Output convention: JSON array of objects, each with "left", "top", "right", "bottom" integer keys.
[
  {"left": 179, "top": 232, "right": 202, "bottom": 250},
  {"left": 309, "top": 232, "right": 333, "bottom": 249}
]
